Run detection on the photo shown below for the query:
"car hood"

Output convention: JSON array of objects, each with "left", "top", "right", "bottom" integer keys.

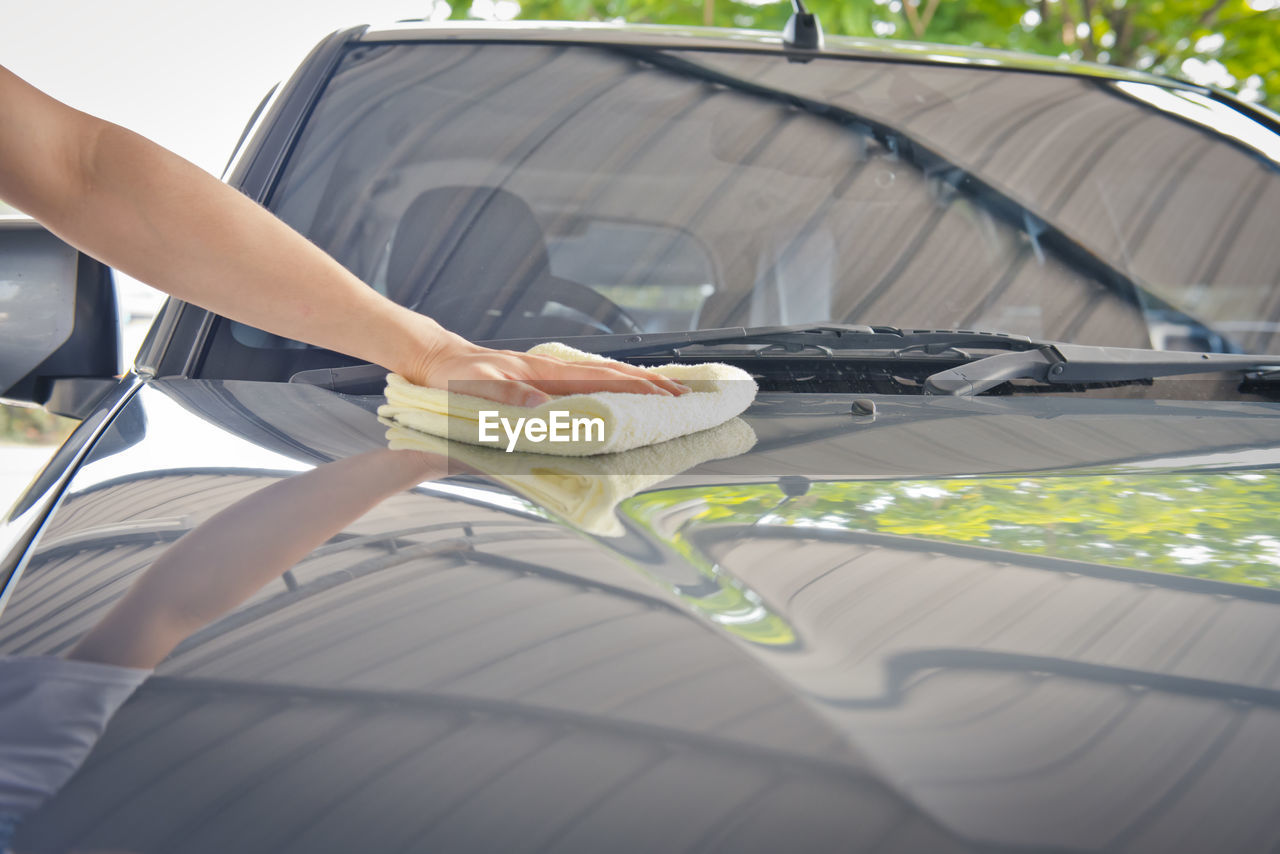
[{"left": 5, "top": 378, "right": 1280, "bottom": 853}]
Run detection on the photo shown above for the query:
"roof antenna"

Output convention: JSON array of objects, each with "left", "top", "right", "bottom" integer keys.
[{"left": 783, "top": 0, "right": 824, "bottom": 53}]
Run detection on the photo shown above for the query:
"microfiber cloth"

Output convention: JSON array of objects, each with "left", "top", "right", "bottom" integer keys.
[
  {"left": 384, "top": 417, "right": 757, "bottom": 536},
  {"left": 378, "top": 342, "right": 758, "bottom": 456}
]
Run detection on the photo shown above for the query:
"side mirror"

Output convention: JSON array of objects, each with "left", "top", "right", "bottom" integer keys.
[{"left": 0, "top": 218, "right": 120, "bottom": 418}]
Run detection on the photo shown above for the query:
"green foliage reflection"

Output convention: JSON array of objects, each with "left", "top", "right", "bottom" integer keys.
[
  {"left": 621, "top": 496, "right": 798, "bottom": 645},
  {"left": 623, "top": 471, "right": 1280, "bottom": 589}
]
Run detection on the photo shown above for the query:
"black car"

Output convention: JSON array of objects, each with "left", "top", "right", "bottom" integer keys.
[{"left": 3, "top": 20, "right": 1280, "bottom": 853}]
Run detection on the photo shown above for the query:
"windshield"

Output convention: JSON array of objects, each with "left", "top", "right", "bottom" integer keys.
[{"left": 201, "top": 40, "right": 1280, "bottom": 381}]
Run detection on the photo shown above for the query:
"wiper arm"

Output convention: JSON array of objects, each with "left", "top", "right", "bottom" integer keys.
[
  {"left": 479, "top": 325, "right": 1043, "bottom": 358},
  {"left": 924, "top": 343, "right": 1280, "bottom": 396}
]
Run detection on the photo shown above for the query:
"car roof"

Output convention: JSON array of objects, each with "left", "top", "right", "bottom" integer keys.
[{"left": 359, "top": 19, "right": 1205, "bottom": 91}]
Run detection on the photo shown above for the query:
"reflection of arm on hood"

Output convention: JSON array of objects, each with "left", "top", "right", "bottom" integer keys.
[
  {"left": 0, "top": 448, "right": 448, "bottom": 841},
  {"left": 67, "top": 449, "right": 448, "bottom": 670}
]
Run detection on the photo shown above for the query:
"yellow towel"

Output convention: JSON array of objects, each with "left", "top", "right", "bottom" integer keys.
[
  {"left": 378, "top": 342, "right": 758, "bottom": 456},
  {"left": 384, "top": 417, "right": 757, "bottom": 537}
]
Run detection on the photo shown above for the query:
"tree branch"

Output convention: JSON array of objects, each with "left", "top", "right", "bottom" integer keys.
[
  {"left": 1195, "top": 0, "right": 1230, "bottom": 29},
  {"left": 1079, "top": 0, "right": 1098, "bottom": 60},
  {"left": 1111, "top": 2, "right": 1136, "bottom": 65},
  {"left": 920, "top": 0, "right": 942, "bottom": 33},
  {"left": 1212, "top": 8, "right": 1274, "bottom": 27},
  {"left": 903, "top": 0, "right": 926, "bottom": 39},
  {"left": 1059, "top": 0, "right": 1077, "bottom": 46}
]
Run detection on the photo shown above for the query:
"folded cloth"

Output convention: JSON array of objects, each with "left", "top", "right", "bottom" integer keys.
[
  {"left": 378, "top": 342, "right": 758, "bottom": 456},
  {"left": 385, "top": 417, "right": 756, "bottom": 536}
]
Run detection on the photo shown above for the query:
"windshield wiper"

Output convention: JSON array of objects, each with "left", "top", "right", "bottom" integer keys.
[
  {"left": 481, "top": 325, "right": 1045, "bottom": 358},
  {"left": 288, "top": 325, "right": 1034, "bottom": 394},
  {"left": 291, "top": 329, "right": 1280, "bottom": 399},
  {"left": 924, "top": 343, "right": 1280, "bottom": 396}
]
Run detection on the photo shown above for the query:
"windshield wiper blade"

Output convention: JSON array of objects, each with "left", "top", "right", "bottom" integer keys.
[
  {"left": 288, "top": 325, "right": 1040, "bottom": 393},
  {"left": 478, "top": 326, "right": 757, "bottom": 355},
  {"left": 924, "top": 343, "right": 1280, "bottom": 396},
  {"left": 479, "top": 325, "right": 1044, "bottom": 358},
  {"left": 659, "top": 325, "right": 1046, "bottom": 358}
]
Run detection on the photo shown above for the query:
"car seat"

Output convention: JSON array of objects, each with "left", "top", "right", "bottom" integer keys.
[{"left": 386, "top": 185, "right": 638, "bottom": 341}]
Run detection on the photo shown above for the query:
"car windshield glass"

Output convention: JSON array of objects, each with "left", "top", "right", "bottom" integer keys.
[{"left": 199, "top": 41, "right": 1280, "bottom": 382}]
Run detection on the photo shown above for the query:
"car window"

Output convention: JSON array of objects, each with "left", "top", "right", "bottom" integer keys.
[
  {"left": 545, "top": 219, "right": 717, "bottom": 333},
  {"left": 199, "top": 41, "right": 1280, "bottom": 381}
]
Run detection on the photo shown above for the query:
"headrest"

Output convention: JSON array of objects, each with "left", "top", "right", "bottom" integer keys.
[{"left": 387, "top": 186, "right": 551, "bottom": 313}]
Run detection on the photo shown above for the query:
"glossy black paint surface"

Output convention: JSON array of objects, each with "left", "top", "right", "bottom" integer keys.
[{"left": 3, "top": 381, "right": 1279, "bottom": 852}]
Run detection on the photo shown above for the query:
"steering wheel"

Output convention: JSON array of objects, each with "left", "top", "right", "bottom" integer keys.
[
  {"left": 416, "top": 276, "right": 644, "bottom": 340},
  {"left": 518, "top": 276, "right": 644, "bottom": 335}
]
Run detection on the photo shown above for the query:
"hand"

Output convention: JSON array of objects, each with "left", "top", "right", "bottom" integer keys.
[{"left": 407, "top": 333, "right": 690, "bottom": 407}]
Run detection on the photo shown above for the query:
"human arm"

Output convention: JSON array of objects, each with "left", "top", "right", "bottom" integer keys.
[
  {"left": 66, "top": 449, "right": 449, "bottom": 669},
  {"left": 0, "top": 65, "right": 687, "bottom": 406}
]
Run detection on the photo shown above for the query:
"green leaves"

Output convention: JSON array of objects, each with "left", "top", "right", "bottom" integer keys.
[{"left": 462, "top": 0, "right": 1279, "bottom": 110}]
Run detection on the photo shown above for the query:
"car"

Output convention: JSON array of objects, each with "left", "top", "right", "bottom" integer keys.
[{"left": 3, "top": 18, "right": 1280, "bottom": 854}]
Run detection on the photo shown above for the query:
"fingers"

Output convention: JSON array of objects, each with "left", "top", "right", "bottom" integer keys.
[
  {"left": 523, "top": 375, "right": 666, "bottom": 397},
  {"left": 419, "top": 345, "right": 692, "bottom": 405},
  {"left": 458, "top": 378, "right": 551, "bottom": 408},
  {"left": 599, "top": 360, "right": 691, "bottom": 395},
  {"left": 515, "top": 355, "right": 690, "bottom": 396},
  {"left": 522, "top": 366, "right": 670, "bottom": 397}
]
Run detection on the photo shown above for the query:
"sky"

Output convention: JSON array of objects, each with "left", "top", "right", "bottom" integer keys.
[
  {"left": 2, "top": 0, "right": 440, "bottom": 175},
  {"left": 2, "top": 0, "right": 446, "bottom": 317}
]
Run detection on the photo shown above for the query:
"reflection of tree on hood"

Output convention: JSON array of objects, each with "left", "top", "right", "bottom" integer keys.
[
  {"left": 0, "top": 448, "right": 448, "bottom": 852},
  {"left": 627, "top": 472, "right": 1280, "bottom": 590}
]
